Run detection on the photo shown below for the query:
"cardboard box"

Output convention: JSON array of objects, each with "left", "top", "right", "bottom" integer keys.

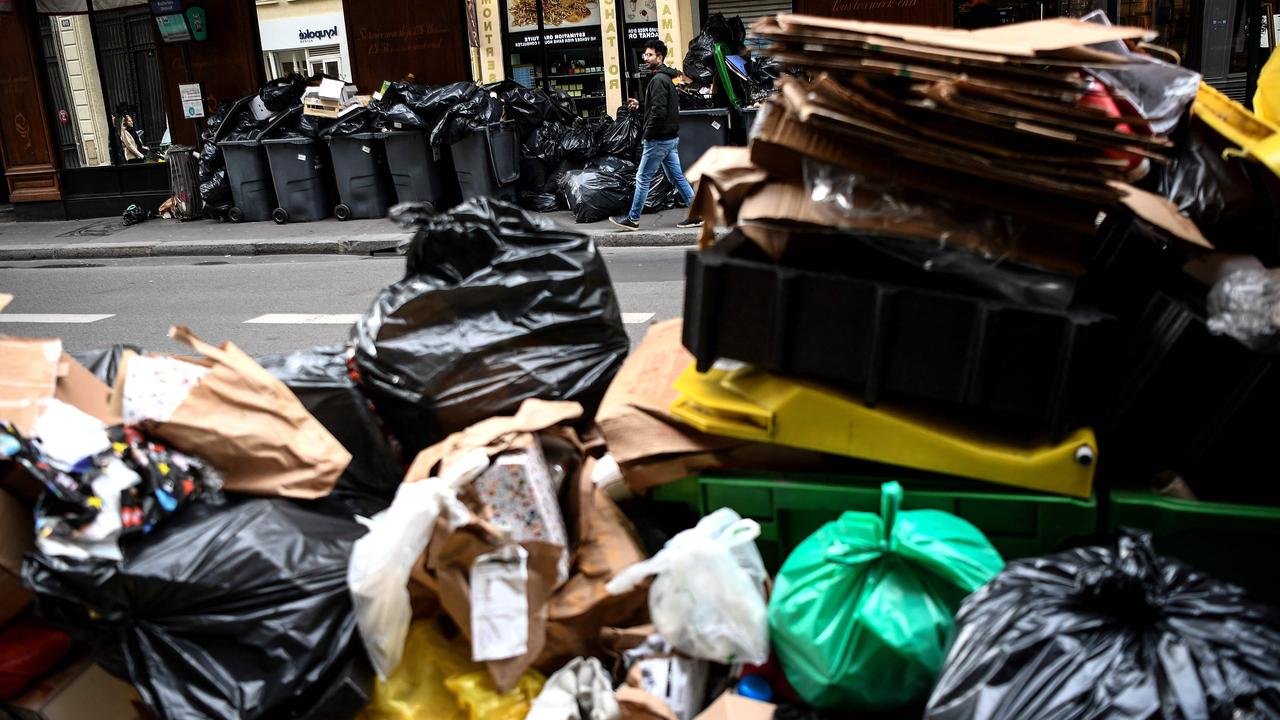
[
  {"left": 7, "top": 658, "right": 150, "bottom": 720},
  {"left": 692, "top": 692, "right": 775, "bottom": 720}
]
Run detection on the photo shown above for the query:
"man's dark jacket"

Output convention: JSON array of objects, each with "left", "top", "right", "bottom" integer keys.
[{"left": 642, "top": 65, "right": 681, "bottom": 140}]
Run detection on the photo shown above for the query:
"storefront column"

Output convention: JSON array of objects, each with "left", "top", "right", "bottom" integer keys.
[
  {"left": 0, "top": 1, "right": 62, "bottom": 204},
  {"left": 602, "top": 2, "right": 623, "bottom": 114},
  {"left": 475, "top": 0, "right": 506, "bottom": 84},
  {"left": 657, "top": 0, "right": 693, "bottom": 71}
]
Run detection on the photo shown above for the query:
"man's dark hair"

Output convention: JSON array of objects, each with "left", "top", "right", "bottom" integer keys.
[{"left": 645, "top": 39, "right": 668, "bottom": 58}]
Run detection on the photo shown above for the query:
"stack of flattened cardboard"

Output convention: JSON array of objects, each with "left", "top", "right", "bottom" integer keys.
[{"left": 699, "top": 14, "right": 1209, "bottom": 261}]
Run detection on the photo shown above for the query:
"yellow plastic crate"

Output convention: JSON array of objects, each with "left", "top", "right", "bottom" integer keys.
[
  {"left": 1193, "top": 82, "right": 1280, "bottom": 177},
  {"left": 670, "top": 365, "right": 1097, "bottom": 499}
]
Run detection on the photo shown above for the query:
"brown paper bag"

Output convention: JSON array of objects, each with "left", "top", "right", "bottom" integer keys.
[
  {"left": 139, "top": 326, "right": 350, "bottom": 499},
  {"left": 406, "top": 399, "right": 649, "bottom": 692}
]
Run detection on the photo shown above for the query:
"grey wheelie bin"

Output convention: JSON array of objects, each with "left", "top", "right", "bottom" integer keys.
[
  {"left": 450, "top": 121, "right": 519, "bottom": 202},
  {"left": 326, "top": 131, "right": 395, "bottom": 220},
  {"left": 380, "top": 130, "right": 460, "bottom": 210},
  {"left": 262, "top": 113, "right": 335, "bottom": 224}
]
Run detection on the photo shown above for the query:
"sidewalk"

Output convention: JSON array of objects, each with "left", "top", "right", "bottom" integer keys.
[{"left": 0, "top": 208, "right": 699, "bottom": 261}]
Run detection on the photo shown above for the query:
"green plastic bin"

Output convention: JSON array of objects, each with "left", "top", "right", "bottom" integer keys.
[
  {"left": 1109, "top": 490, "right": 1280, "bottom": 603},
  {"left": 651, "top": 472, "right": 1098, "bottom": 573}
]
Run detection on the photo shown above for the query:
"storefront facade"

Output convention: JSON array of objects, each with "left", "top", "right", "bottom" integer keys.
[
  {"left": 256, "top": 0, "right": 351, "bottom": 82},
  {"left": 475, "top": 0, "right": 694, "bottom": 116},
  {"left": 0, "top": 0, "right": 471, "bottom": 221}
]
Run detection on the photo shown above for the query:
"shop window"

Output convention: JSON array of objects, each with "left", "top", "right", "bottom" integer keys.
[
  {"left": 503, "top": 0, "right": 608, "bottom": 117},
  {"left": 37, "top": 8, "right": 169, "bottom": 169}
]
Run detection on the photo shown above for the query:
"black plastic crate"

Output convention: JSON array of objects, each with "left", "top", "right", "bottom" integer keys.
[
  {"left": 682, "top": 238, "right": 1120, "bottom": 438},
  {"left": 1103, "top": 283, "right": 1280, "bottom": 506}
]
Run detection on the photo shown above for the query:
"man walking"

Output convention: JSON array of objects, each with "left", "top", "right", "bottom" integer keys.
[{"left": 610, "top": 39, "right": 702, "bottom": 231}]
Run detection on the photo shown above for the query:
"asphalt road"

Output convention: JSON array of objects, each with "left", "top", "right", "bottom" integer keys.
[{"left": 0, "top": 246, "right": 687, "bottom": 356}]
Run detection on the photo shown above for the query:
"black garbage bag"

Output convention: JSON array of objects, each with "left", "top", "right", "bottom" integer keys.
[
  {"left": 352, "top": 198, "right": 629, "bottom": 457},
  {"left": 374, "top": 81, "right": 476, "bottom": 132},
  {"left": 643, "top": 169, "right": 688, "bottom": 214},
  {"left": 519, "top": 156, "right": 550, "bottom": 192},
  {"left": 71, "top": 345, "right": 143, "bottom": 386},
  {"left": 198, "top": 167, "right": 231, "bottom": 213},
  {"left": 547, "top": 89, "right": 578, "bottom": 124},
  {"left": 560, "top": 117, "right": 612, "bottom": 161},
  {"left": 260, "top": 73, "right": 308, "bottom": 112},
  {"left": 601, "top": 108, "right": 641, "bottom": 160},
  {"left": 1156, "top": 118, "right": 1280, "bottom": 259},
  {"left": 925, "top": 532, "right": 1280, "bottom": 720},
  {"left": 588, "top": 155, "right": 637, "bottom": 176},
  {"left": 559, "top": 169, "right": 633, "bottom": 223},
  {"left": 684, "top": 33, "right": 717, "bottom": 88},
  {"left": 122, "top": 204, "right": 149, "bottom": 226},
  {"left": 519, "top": 190, "right": 561, "bottom": 213},
  {"left": 523, "top": 120, "right": 567, "bottom": 165},
  {"left": 320, "top": 107, "right": 375, "bottom": 138},
  {"left": 430, "top": 85, "right": 503, "bottom": 147},
  {"left": 486, "top": 79, "right": 554, "bottom": 134},
  {"left": 24, "top": 497, "right": 368, "bottom": 720},
  {"left": 198, "top": 139, "right": 223, "bottom": 173},
  {"left": 705, "top": 13, "right": 746, "bottom": 47},
  {"left": 545, "top": 157, "right": 588, "bottom": 196},
  {"left": 294, "top": 112, "right": 336, "bottom": 139},
  {"left": 677, "top": 84, "right": 716, "bottom": 110},
  {"left": 259, "top": 346, "right": 402, "bottom": 517}
]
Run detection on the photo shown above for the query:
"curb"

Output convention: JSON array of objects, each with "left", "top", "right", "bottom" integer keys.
[{"left": 0, "top": 231, "right": 697, "bottom": 261}]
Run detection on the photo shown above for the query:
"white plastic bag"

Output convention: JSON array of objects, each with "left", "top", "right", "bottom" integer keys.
[
  {"left": 527, "top": 656, "right": 621, "bottom": 720},
  {"left": 606, "top": 508, "right": 770, "bottom": 666},
  {"left": 348, "top": 448, "right": 488, "bottom": 679}
]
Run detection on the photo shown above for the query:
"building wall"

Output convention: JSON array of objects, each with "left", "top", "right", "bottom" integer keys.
[
  {"left": 55, "top": 15, "right": 111, "bottom": 167},
  {"left": 254, "top": 0, "right": 344, "bottom": 21}
]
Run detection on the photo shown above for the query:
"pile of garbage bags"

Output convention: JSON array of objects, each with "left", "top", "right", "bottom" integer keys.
[{"left": 15, "top": 14, "right": 1280, "bottom": 710}]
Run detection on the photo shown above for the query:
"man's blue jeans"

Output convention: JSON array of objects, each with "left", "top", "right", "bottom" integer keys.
[{"left": 626, "top": 137, "right": 695, "bottom": 222}]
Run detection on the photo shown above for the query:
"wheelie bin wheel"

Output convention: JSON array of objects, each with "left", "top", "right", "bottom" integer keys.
[
  {"left": 228, "top": 206, "right": 244, "bottom": 223},
  {"left": 335, "top": 203, "right": 352, "bottom": 221},
  {"left": 272, "top": 207, "right": 289, "bottom": 224}
]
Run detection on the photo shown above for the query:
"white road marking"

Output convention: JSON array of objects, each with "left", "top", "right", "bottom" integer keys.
[
  {"left": 622, "top": 313, "right": 655, "bottom": 324},
  {"left": 244, "top": 313, "right": 363, "bottom": 325},
  {"left": 0, "top": 314, "right": 114, "bottom": 324}
]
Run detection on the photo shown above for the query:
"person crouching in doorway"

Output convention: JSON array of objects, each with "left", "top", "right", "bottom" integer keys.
[{"left": 611, "top": 39, "right": 703, "bottom": 231}]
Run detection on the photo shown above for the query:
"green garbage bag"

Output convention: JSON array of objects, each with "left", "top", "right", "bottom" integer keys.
[{"left": 768, "top": 481, "right": 1004, "bottom": 712}]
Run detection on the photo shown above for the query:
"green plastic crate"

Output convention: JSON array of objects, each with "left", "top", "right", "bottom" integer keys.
[
  {"left": 651, "top": 472, "right": 1098, "bottom": 573},
  {"left": 1109, "top": 490, "right": 1280, "bottom": 603}
]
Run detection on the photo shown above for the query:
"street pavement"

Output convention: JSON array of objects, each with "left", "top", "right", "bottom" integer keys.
[
  {"left": 0, "top": 247, "right": 688, "bottom": 356},
  {"left": 0, "top": 208, "right": 701, "bottom": 261}
]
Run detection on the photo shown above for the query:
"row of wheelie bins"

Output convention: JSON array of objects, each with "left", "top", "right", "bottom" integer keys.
[{"left": 219, "top": 113, "right": 520, "bottom": 224}]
